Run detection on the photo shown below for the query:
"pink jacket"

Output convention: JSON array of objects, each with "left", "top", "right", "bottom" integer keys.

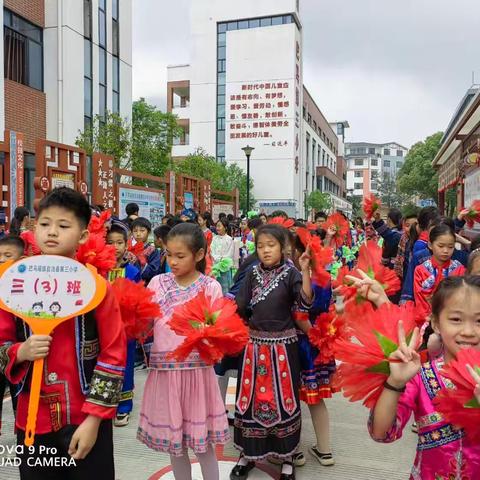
[{"left": 369, "top": 356, "right": 480, "bottom": 479}]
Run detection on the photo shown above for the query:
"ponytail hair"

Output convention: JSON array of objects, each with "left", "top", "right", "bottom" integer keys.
[
  {"left": 10, "top": 206, "right": 30, "bottom": 236},
  {"left": 167, "top": 222, "right": 207, "bottom": 274}
]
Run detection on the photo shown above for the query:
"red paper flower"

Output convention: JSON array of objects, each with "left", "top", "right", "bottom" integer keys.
[
  {"left": 88, "top": 210, "right": 112, "bottom": 236},
  {"left": 128, "top": 239, "right": 147, "bottom": 266},
  {"left": 76, "top": 233, "right": 116, "bottom": 276},
  {"left": 333, "top": 302, "right": 418, "bottom": 408},
  {"left": 464, "top": 200, "right": 480, "bottom": 229},
  {"left": 363, "top": 193, "right": 381, "bottom": 220},
  {"left": 111, "top": 277, "right": 161, "bottom": 342},
  {"left": 168, "top": 292, "right": 249, "bottom": 364},
  {"left": 435, "top": 348, "right": 480, "bottom": 441},
  {"left": 355, "top": 241, "right": 401, "bottom": 296},
  {"left": 269, "top": 216, "right": 295, "bottom": 229},
  {"left": 309, "top": 307, "right": 345, "bottom": 364},
  {"left": 295, "top": 228, "right": 333, "bottom": 287},
  {"left": 324, "top": 213, "right": 349, "bottom": 248}
]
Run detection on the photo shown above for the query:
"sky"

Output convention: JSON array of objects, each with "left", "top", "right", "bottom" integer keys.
[{"left": 133, "top": 0, "right": 480, "bottom": 149}]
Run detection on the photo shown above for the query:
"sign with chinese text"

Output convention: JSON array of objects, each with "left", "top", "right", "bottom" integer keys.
[
  {"left": 0, "top": 256, "right": 107, "bottom": 446},
  {"left": 212, "top": 203, "right": 234, "bottom": 221},
  {"left": 9, "top": 131, "right": 24, "bottom": 213},
  {"left": 226, "top": 80, "right": 294, "bottom": 159},
  {"left": 92, "top": 153, "right": 116, "bottom": 210},
  {"left": 184, "top": 192, "right": 194, "bottom": 210},
  {"left": 51, "top": 172, "right": 75, "bottom": 190},
  {"left": 118, "top": 186, "right": 165, "bottom": 229}
]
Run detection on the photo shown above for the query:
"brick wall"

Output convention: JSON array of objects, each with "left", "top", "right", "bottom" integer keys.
[
  {"left": 5, "top": 80, "right": 46, "bottom": 152},
  {"left": 4, "top": 0, "right": 44, "bottom": 27}
]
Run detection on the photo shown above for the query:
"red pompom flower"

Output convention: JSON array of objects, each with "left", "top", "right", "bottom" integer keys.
[
  {"left": 324, "top": 213, "right": 350, "bottom": 249},
  {"left": 128, "top": 239, "right": 147, "bottom": 266},
  {"left": 269, "top": 216, "right": 295, "bottom": 229},
  {"left": 464, "top": 200, "right": 480, "bottom": 229},
  {"left": 355, "top": 241, "right": 401, "bottom": 296},
  {"left": 88, "top": 209, "right": 112, "bottom": 237},
  {"left": 111, "top": 277, "right": 161, "bottom": 342},
  {"left": 76, "top": 233, "right": 116, "bottom": 276},
  {"left": 168, "top": 292, "right": 249, "bottom": 364},
  {"left": 308, "top": 307, "right": 345, "bottom": 364},
  {"left": 333, "top": 302, "right": 419, "bottom": 408},
  {"left": 363, "top": 193, "right": 381, "bottom": 220},
  {"left": 435, "top": 348, "right": 480, "bottom": 441}
]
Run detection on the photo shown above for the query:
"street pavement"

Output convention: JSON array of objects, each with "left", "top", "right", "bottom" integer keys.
[{"left": 0, "top": 370, "right": 416, "bottom": 479}]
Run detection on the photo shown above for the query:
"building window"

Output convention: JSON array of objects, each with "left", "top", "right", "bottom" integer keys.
[
  {"left": 112, "top": 57, "right": 119, "bottom": 114},
  {"left": 396, "top": 150, "right": 403, "bottom": 157},
  {"left": 368, "top": 147, "right": 375, "bottom": 154},
  {"left": 371, "top": 182, "right": 378, "bottom": 190},
  {"left": 112, "top": 0, "right": 120, "bottom": 114},
  {"left": 371, "top": 159, "right": 378, "bottom": 166},
  {"left": 84, "top": 1, "right": 93, "bottom": 128},
  {"left": 98, "top": 0, "right": 106, "bottom": 48},
  {"left": 396, "top": 161, "right": 402, "bottom": 168},
  {"left": 4, "top": 9, "right": 43, "bottom": 90},
  {"left": 354, "top": 183, "right": 362, "bottom": 189},
  {"left": 354, "top": 159, "right": 363, "bottom": 166},
  {"left": 354, "top": 171, "right": 362, "bottom": 178},
  {"left": 84, "top": 0, "right": 92, "bottom": 37},
  {"left": 383, "top": 148, "right": 390, "bottom": 156},
  {"left": 384, "top": 160, "right": 390, "bottom": 167}
]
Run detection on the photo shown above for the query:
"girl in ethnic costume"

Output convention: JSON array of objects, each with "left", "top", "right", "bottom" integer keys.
[
  {"left": 231, "top": 224, "right": 313, "bottom": 480},
  {"left": 368, "top": 275, "right": 480, "bottom": 479},
  {"left": 293, "top": 235, "right": 336, "bottom": 467},
  {"left": 138, "top": 223, "right": 229, "bottom": 480}
]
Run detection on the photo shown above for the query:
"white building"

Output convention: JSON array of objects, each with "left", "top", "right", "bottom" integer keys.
[
  {"left": 0, "top": 0, "right": 132, "bottom": 211},
  {"left": 45, "top": 0, "right": 132, "bottom": 145},
  {"left": 345, "top": 142, "right": 408, "bottom": 198},
  {"left": 167, "top": 0, "right": 346, "bottom": 217}
]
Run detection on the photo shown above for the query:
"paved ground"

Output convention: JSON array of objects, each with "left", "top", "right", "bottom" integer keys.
[{"left": 0, "top": 370, "right": 416, "bottom": 479}]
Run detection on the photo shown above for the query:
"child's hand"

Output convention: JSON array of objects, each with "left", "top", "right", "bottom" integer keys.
[
  {"left": 387, "top": 321, "right": 421, "bottom": 389},
  {"left": 458, "top": 208, "right": 470, "bottom": 221},
  {"left": 298, "top": 248, "right": 311, "bottom": 273},
  {"left": 373, "top": 211, "right": 381, "bottom": 221},
  {"left": 466, "top": 364, "right": 480, "bottom": 403},
  {"left": 17, "top": 335, "right": 52, "bottom": 363},
  {"left": 345, "top": 268, "right": 390, "bottom": 308},
  {"left": 68, "top": 415, "right": 101, "bottom": 460}
]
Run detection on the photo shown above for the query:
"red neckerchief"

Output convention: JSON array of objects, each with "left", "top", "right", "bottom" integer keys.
[
  {"left": 430, "top": 256, "right": 452, "bottom": 293},
  {"left": 419, "top": 230, "right": 430, "bottom": 243}
]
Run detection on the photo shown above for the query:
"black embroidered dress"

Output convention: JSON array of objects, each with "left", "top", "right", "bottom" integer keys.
[{"left": 233, "top": 262, "right": 312, "bottom": 460}]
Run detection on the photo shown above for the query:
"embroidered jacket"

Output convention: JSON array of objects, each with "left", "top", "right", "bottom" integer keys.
[
  {"left": 0, "top": 284, "right": 126, "bottom": 434},
  {"left": 413, "top": 258, "right": 465, "bottom": 322},
  {"left": 368, "top": 357, "right": 480, "bottom": 479}
]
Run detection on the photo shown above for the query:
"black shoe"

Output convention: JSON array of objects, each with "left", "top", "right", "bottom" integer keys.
[
  {"left": 279, "top": 461, "right": 295, "bottom": 480},
  {"left": 230, "top": 461, "right": 255, "bottom": 480}
]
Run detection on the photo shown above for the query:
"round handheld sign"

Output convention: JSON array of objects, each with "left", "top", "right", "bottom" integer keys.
[{"left": 0, "top": 255, "right": 107, "bottom": 446}]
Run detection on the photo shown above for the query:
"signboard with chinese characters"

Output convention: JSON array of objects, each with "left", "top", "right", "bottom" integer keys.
[
  {"left": 51, "top": 172, "right": 75, "bottom": 190},
  {"left": 184, "top": 191, "right": 194, "bottom": 210},
  {"left": 92, "top": 153, "right": 116, "bottom": 210},
  {"left": 0, "top": 255, "right": 107, "bottom": 446},
  {"left": 226, "top": 81, "right": 294, "bottom": 159},
  {"left": 212, "top": 203, "right": 234, "bottom": 221},
  {"left": 118, "top": 185, "right": 165, "bottom": 229},
  {"left": 9, "top": 131, "right": 24, "bottom": 214}
]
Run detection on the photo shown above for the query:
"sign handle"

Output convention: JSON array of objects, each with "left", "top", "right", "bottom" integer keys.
[{"left": 24, "top": 358, "right": 44, "bottom": 446}]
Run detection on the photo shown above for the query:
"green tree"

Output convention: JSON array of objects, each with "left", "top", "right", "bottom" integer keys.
[
  {"left": 76, "top": 111, "right": 131, "bottom": 167},
  {"left": 131, "top": 98, "right": 182, "bottom": 176},
  {"left": 305, "top": 191, "right": 332, "bottom": 215},
  {"left": 174, "top": 148, "right": 254, "bottom": 212},
  {"left": 350, "top": 196, "right": 363, "bottom": 218},
  {"left": 377, "top": 172, "right": 408, "bottom": 209},
  {"left": 397, "top": 132, "right": 442, "bottom": 201}
]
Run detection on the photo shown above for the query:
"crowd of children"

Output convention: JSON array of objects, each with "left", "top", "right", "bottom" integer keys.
[{"left": 0, "top": 189, "right": 479, "bottom": 480}]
